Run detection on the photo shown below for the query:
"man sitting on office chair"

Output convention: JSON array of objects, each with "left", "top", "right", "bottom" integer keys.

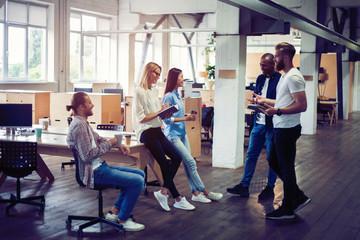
[
  {"left": 227, "top": 53, "right": 281, "bottom": 200},
  {"left": 66, "top": 92, "right": 145, "bottom": 231}
]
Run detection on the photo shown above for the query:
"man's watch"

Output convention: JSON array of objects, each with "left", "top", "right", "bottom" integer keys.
[{"left": 276, "top": 108, "right": 282, "bottom": 116}]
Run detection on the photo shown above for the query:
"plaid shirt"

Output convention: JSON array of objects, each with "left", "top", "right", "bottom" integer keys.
[{"left": 66, "top": 115, "right": 111, "bottom": 188}]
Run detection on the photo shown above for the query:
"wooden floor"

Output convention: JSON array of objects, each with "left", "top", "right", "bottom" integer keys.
[{"left": 1, "top": 112, "right": 360, "bottom": 240}]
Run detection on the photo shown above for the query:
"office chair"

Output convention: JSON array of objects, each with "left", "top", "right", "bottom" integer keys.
[
  {"left": 61, "top": 116, "right": 75, "bottom": 170},
  {"left": 66, "top": 148, "right": 125, "bottom": 237},
  {"left": 97, "top": 124, "right": 124, "bottom": 131},
  {"left": 245, "top": 111, "right": 255, "bottom": 138},
  {"left": 0, "top": 141, "right": 45, "bottom": 216},
  {"left": 201, "top": 107, "right": 214, "bottom": 155}
]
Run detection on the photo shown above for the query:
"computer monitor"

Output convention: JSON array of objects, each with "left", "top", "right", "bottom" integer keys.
[
  {"left": 74, "top": 87, "right": 92, "bottom": 93},
  {"left": 102, "top": 88, "right": 124, "bottom": 103},
  {"left": 0, "top": 104, "right": 32, "bottom": 128}
]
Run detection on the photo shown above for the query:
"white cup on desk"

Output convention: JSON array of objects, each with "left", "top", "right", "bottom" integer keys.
[
  {"left": 114, "top": 134, "right": 123, "bottom": 147},
  {"left": 39, "top": 118, "right": 50, "bottom": 130}
]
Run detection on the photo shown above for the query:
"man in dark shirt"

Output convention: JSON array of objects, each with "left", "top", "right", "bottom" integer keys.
[{"left": 227, "top": 53, "right": 281, "bottom": 200}]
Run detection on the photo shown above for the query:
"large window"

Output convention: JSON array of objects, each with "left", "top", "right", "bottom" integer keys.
[
  {"left": 70, "top": 11, "right": 116, "bottom": 82},
  {"left": 0, "top": 1, "right": 48, "bottom": 82},
  {"left": 170, "top": 31, "right": 211, "bottom": 83}
]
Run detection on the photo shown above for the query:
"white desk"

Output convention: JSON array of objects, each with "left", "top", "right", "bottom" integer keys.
[{"left": 0, "top": 127, "right": 163, "bottom": 188}]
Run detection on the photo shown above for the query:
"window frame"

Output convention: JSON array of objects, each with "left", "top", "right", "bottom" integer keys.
[
  {"left": 0, "top": 0, "right": 49, "bottom": 82},
  {"left": 70, "top": 10, "right": 114, "bottom": 83}
]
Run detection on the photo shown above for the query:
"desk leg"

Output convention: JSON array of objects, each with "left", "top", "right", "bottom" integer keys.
[
  {"left": 0, "top": 172, "right": 7, "bottom": 188},
  {"left": 330, "top": 106, "right": 336, "bottom": 127},
  {"left": 132, "top": 149, "right": 163, "bottom": 186},
  {"left": 36, "top": 154, "right": 55, "bottom": 181}
]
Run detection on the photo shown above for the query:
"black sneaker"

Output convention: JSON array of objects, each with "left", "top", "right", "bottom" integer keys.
[
  {"left": 266, "top": 205, "right": 295, "bottom": 220},
  {"left": 293, "top": 195, "right": 311, "bottom": 212},
  {"left": 226, "top": 184, "right": 249, "bottom": 197},
  {"left": 258, "top": 186, "right": 274, "bottom": 200}
]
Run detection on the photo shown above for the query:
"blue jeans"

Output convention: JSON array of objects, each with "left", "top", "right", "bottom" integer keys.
[
  {"left": 241, "top": 124, "right": 277, "bottom": 189},
  {"left": 269, "top": 125, "right": 305, "bottom": 208},
  {"left": 167, "top": 134, "right": 206, "bottom": 193},
  {"left": 94, "top": 162, "right": 145, "bottom": 221}
]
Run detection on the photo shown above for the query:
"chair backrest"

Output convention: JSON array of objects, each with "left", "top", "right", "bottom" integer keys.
[
  {"left": 74, "top": 87, "right": 92, "bottom": 93},
  {"left": 70, "top": 147, "right": 86, "bottom": 187},
  {"left": 0, "top": 141, "right": 37, "bottom": 178},
  {"left": 102, "top": 88, "right": 123, "bottom": 102},
  {"left": 201, "top": 107, "right": 214, "bottom": 128},
  {"left": 97, "top": 124, "right": 124, "bottom": 131}
]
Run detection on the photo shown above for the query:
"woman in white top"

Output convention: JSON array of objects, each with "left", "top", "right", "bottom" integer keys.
[{"left": 132, "top": 62, "right": 195, "bottom": 212}]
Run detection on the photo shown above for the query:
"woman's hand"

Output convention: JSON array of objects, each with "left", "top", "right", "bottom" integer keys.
[
  {"left": 160, "top": 102, "right": 169, "bottom": 111},
  {"left": 185, "top": 114, "right": 196, "bottom": 121}
]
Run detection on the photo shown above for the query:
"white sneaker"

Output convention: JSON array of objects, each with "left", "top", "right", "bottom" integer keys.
[
  {"left": 173, "top": 197, "right": 195, "bottom": 210},
  {"left": 154, "top": 190, "right": 170, "bottom": 211},
  {"left": 191, "top": 193, "right": 211, "bottom": 203},
  {"left": 105, "top": 212, "right": 117, "bottom": 222},
  {"left": 207, "top": 192, "right": 223, "bottom": 201},
  {"left": 121, "top": 218, "right": 145, "bottom": 231}
]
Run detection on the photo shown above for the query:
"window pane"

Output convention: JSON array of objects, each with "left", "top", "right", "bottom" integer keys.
[
  {"left": 97, "top": 37, "right": 109, "bottom": 81},
  {"left": 8, "top": 27, "right": 26, "bottom": 78},
  {"left": 70, "top": 33, "right": 80, "bottom": 81},
  {"left": 0, "top": 24, "right": 3, "bottom": 80},
  {"left": 0, "top": 3, "right": 4, "bottom": 21},
  {"left": 70, "top": 13, "right": 81, "bottom": 31},
  {"left": 28, "top": 28, "right": 46, "bottom": 80},
  {"left": 8, "top": 2, "right": 27, "bottom": 24},
  {"left": 82, "top": 15, "right": 96, "bottom": 31},
  {"left": 29, "top": 5, "right": 47, "bottom": 27},
  {"left": 98, "top": 18, "right": 110, "bottom": 31},
  {"left": 83, "top": 36, "right": 96, "bottom": 80}
]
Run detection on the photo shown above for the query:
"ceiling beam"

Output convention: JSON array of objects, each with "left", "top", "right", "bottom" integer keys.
[{"left": 219, "top": 0, "right": 360, "bottom": 53}]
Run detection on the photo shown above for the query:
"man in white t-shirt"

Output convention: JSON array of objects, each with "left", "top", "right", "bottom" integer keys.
[{"left": 253, "top": 42, "right": 311, "bottom": 220}]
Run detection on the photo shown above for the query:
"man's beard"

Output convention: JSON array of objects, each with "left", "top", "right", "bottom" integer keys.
[{"left": 276, "top": 60, "right": 284, "bottom": 71}]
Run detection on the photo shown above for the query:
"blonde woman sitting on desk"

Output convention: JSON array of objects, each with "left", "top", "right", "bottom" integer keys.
[
  {"left": 132, "top": 62, "right": 195, "bottom": 211},
  {"left": 162, "top": 68, "right": 223, "bottom": 203}
]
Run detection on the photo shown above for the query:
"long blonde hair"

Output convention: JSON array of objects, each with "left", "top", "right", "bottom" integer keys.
[{"left": 139, "top": 62, "right": 161, "bottom": 90}]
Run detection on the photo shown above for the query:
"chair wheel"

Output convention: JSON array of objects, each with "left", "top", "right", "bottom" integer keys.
[
  {"left": 4, "top": 210, "right": 9, "bottom": 217},
  {"left": 61, "top": 166, "right": 64, "bottom": 170},
  {"left": 119, "top": 229, "right": 125, "bottom": 236},
  {"left": 77, "top": 229, "right": 83, "bottom": 237}
]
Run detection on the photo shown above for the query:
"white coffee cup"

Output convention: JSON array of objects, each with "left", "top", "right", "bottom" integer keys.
[
  {"left": 39, "top": 118, "right": 50, "bottom": 130},
  {"left": 115, "top": 134, "right": 123, "bottom": 147}
]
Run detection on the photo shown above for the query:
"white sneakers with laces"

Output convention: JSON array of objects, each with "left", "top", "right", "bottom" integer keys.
[
  {"left": 122, "top": 218, "right": 145, "bottom": 231},
  {"left": 191, "top": 193, "right": 211, "bottom": 203},
  {"left": 154, "top": 190, "right": 170, "bottom": 211},
  {"left": 173, "top": 197, "right": 195, "bottom": 210},
  {"left": 207, "top": 192, "right": 223, "bottom": 201},
  {"left": 105, "top": 213, "right": 145, "bottom": 231}
]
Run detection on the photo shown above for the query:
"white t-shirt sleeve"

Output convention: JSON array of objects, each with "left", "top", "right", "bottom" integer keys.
[{"left": 288, "top": 74, "right": 305, "bottom": 94}]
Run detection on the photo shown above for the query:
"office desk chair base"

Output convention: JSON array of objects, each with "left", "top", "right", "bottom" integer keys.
[
  {"left": 0, "top": 178, "right": 45, "bottom": 216},
  {"left": 61, "top": 160, "right": 75, "bottom": 170},
  {"left": 66, "top": 189, "right": 125, "bottom": 237}
]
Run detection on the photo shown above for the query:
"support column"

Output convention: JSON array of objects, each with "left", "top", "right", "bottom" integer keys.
[
  {"left": 212, "top": 2, "right": 246, "bottom": 168},
  {"left": 298, "top": 0, "right": 319, "bottom": 135},
  {"left": 352, "top": 62, "right": 360, "bottom": 111},
  {"left": 300, "top": 34, "right": 319, "bottom": 135}
]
